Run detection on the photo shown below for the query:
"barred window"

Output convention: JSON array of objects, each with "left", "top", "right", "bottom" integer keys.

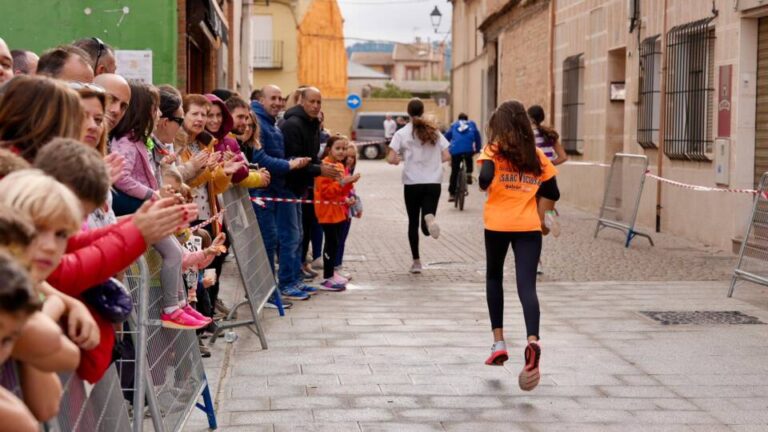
[
  {"left": 562, "top": 54, "right": 584, "bottom": 155},
  {"left": 637, "top": 35, "right": 661, "bottom": 148},
  {"left": 665, "top": 18, "right": 716, "bottom": 161}
]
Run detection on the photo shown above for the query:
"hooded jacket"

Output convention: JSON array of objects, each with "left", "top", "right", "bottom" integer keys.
[
  {"left": 251, "top": 101, "right": 291, "bottom": 194},
  {"left": 205, "top": 94, "right": 249, "bottom": 184},
  {"left": 445, "top": 120, "right": 482, "bottom": 156},
  {"left": 281, "top": 105, "right": 322, "bottom": 196}
]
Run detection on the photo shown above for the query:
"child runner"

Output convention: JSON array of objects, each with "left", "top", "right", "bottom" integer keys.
[
  {"left": 314, "top": 136, "right": 360, "bottom": 291},
  {"left": 478, "top": 100, "right": 560, "bottom": 392},
  {"left": 386, "top": 98, "right": 451, "bottom": 274},
  {"left": 528, "top": 104, "right": 566, "bottom": 237}
]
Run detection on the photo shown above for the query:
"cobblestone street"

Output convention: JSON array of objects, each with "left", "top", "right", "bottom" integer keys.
[{"left": 188, "top": 160, "right": 768, "bottom": 431}]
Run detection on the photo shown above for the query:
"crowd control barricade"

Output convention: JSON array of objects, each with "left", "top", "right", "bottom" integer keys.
[
  {"left": 212, "top": 186, "right": 277, "bottom": 349},
  {"left": 729, "top": 173, "right": 768, "bottom": 297},
  {"left": 45, "top": 368, "right": 132, "bottom": 432},
  {"left": 128, "top": 250, "right": 217, "bottom": 431},
  {"left": 594, "top": 153, "right": 654, "bottom": 248}
]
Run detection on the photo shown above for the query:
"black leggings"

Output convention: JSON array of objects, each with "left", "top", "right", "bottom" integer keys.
[
  {"left": 403, "top": 184, "right": 441, "bottom": 260},
  {"left": 449, "top": 152, "right": 474, "bottom": 195},
  {"left": 484, "top": 230, "right": 542, "bottom": 339},
  {"left": 321, "top": 222, "right": 343, "bottom": 279}
]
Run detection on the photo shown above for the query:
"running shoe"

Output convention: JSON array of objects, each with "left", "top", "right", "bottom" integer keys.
[
  {"left": 410, "top": 261, "right": 422, "bottom": 274},
  {"left": 299, "top": 284, "right": 319, "bottom": 295},
  {"left": 161, "top": 309, "right": 209, "bottom": 330},
  {"left": 332, "top": 273, "right": 349, "bottom": 285},
  {"left": 334, "top": 267, "right": 352, "bottom": 280},
  {"left": 424, "top": 214, "right": 440, "bottom": 239},
  {"left": 182, "top": 305, "right": 212, "bottom": 324},
  {"left": 544, "top": 210, "right": 561, "bottom": 238},
  {"left": 518, "top": 341, "right": 541, "bottom": 391},
  {"left": 448, "top": 194, "right": 456, "bottom": 202},
  {"left": 319, "top": 279, "right": 346, "bottom": 292},
  {"left": 484, "top": 340, "right": 508, "bottom": 366},
  {"left": 280, "top": 287, "right": 310, "bottom": 301}
]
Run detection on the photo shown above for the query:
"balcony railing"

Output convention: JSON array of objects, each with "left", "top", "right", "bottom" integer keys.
[{"left": 252, "top": 40, "right": 283, "bottom": 70}]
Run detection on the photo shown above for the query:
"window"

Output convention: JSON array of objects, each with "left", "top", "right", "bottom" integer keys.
[
  {"left": 637, "top": 35, "right": 661, "bottom": 148},
  {"left": 405, "top": 66, "right": 421, "bottom": 80},
  {"left": 562, "top": 54, "right": 584, "bottom": 154},
  {"left": 664, "top": 18, "right": 716, "bottom": 161},
  {"left": 357, "top": 115, "right": 386, "bottom": 130}
]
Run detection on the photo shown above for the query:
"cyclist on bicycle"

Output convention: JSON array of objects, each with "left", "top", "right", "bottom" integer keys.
[{"left": 445, "top": 113, "right": 482, "bottom": 202}]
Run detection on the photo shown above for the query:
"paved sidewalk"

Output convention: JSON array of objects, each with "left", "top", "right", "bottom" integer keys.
[{"left": 185, "top": 160, "right": 768, "bottom": 431}]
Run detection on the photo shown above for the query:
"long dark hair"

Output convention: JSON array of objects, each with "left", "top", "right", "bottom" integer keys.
[
  {"left": 527, "top": 104, "right": 559, "bottom": 144},
  {"left": 407, "top": 98, "right": 439, "bottom": 145},
  {"left": 111, "top": 80, "right": 159, "bottom": 143},
  {"left": 487, "top": 100, "right": 542, "bottom": 176}
]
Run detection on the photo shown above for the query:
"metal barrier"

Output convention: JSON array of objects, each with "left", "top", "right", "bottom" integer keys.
[
  {"left": 46, "top": 368, "right": 132, "bottom": 432},
  {"left": 729, "top": 173, "right": 768, "bottom": 297},
  {"left": 213, "top": 186, "right": 278, "bottom": 349},
  {"left": 594, "top": 153, "right": 654, "bottom": 247},
  {"left": 130, "top": 250, "right": 217, "bottom": 431}
]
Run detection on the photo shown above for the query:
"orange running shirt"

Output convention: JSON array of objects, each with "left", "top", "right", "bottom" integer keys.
[{"left": 477, "top": 146, "right": 557, "bottom": 232}]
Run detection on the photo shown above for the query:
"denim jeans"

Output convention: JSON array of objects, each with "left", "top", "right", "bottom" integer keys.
[{"left": 253, "top": 189, "right": 302, "bottom": 290}]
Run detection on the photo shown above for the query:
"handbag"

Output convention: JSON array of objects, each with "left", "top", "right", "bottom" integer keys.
[
  {"left": 111, "top": 188, "right": 145, "bottom": 216},
  {"left": 81, "top": 277, "right": 133, "bottom": 323}
]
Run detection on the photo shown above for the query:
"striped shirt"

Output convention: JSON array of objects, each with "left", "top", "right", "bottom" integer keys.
[{"left": 533, "top": 127, "right": 556, "bottom": 161}]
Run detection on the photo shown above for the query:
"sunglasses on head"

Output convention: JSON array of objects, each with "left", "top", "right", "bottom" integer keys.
[{"left": 92, "top": 37, "right": 106, "bottom": 71}]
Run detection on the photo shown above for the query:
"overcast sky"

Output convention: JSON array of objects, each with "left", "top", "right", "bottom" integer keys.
[{"left": 337, "top": 0, "right": 452, "bottom": 46}]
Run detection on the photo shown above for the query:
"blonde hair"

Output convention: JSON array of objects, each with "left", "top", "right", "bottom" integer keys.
[{"left": 0, "top": 170, "right": 83, "bottom": 234}]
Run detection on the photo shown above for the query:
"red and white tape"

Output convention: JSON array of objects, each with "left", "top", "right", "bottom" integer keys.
[
  {"left": 351, "top": 140, "right": 387, "bottom": 147},
  {"left": 250, "top": 196, "right": 347, "bottom": 207},
  {"left": 565, "top": 160, "right": 762, "bottom": 195},
  {"left": 190, "top": 210, "right": 225, "bottom": 230},
  {"left": 644, "top": 172, "right": 760, "bottom": 195}
]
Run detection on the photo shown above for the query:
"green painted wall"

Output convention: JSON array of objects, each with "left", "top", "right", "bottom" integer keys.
[{"left": 0, "top": 0, "right": 178, "bottom": 85}]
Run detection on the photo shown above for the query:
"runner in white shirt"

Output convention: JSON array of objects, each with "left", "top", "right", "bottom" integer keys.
[
  {"left": 383, "top": 113, "right": 397, "bottom": 141},
  {"left": 386, "top": 99, "right": 450, "bottom": 274}
]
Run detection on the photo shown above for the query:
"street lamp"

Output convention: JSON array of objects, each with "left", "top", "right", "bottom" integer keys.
[{"left": 430, "top": 6, "right": 442, "bottom": 33}]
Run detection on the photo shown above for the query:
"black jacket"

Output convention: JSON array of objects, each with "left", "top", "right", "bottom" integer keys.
[{"left": 281, "top": 105, "right": 322, "bottom": 196}]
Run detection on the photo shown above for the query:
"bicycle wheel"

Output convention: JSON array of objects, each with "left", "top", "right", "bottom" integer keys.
[{"left": 457, "top": 161, "right": 467, "bottom": 211}]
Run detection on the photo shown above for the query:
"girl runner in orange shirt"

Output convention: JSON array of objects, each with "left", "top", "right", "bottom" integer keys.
[{"left": 477, "top": 100, "right": 560, "bottom": 391}]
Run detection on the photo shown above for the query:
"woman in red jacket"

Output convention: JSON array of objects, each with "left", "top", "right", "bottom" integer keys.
[{"left": 314, "top": 136, "right": 360, "bottom": 291}]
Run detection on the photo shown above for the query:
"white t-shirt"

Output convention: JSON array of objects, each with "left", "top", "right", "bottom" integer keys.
[
  {"left": 383, "top": 119, "right": 397, "bottom": 139},
  {"left": 389, "top": 123, "right": 450, "bottom": 185}
]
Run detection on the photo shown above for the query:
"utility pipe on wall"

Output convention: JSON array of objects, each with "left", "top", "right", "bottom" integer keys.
[{"left": 656, "top": 0, "right": 668, "bottom": 233}]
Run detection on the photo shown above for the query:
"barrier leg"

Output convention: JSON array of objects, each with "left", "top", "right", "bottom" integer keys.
[
  {"left": 626, "top": 229, "right": 654, "bottom": 247},
  {"left": 728, "top": 275, "right": 738, "bottom": 298},
  {"left": 273, "top": 289, "right": 286, "bottom": 317},
  {"left": 195, "top": 382, "right": 217, "bottom": 430}
]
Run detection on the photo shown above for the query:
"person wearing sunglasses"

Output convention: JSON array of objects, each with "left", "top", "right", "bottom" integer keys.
[
  {"left": 73, "top": 37, "right": 116, "bottom": 76},
  {"left": 150, "top": 85, "right": 185, "bottom": 186}
]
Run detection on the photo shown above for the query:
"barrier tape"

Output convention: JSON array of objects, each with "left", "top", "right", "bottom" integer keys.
[
  {"left": 250, "top": 196, "right": 348, "bottom": 207},
  {"left": 190, "top": 210, "right": 225, "bottom": 230},
  {"left": 565, "top": 160, "right": 762, "bottom": 195}
]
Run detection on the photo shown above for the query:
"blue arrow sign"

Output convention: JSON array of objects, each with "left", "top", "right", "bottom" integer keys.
[{"left": 346, "top": 94, "right": 362, "bottom": 110}]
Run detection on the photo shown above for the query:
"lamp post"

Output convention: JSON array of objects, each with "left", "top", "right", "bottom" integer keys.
[{"left": 430, "top": 6, "right": 442, "bottom": 33}]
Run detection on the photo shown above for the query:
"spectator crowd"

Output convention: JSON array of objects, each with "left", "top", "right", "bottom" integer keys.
[{"left": 0, "top": 35, "right": 361, "bottom": 429}]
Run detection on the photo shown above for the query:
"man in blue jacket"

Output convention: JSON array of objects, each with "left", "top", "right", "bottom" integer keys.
[
  {"left": 251, "top": 84, "right": 312, "bottom": 302},
  {"left": 445, "top": 113, "right": 482, "bottom": 202}
]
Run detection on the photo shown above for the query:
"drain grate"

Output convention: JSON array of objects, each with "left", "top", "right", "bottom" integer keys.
[{"left": 639, "top": 311, "right": 764, "bottom": 325}]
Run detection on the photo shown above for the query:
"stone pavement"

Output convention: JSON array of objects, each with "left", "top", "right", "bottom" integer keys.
[{"left": 185, "top": 160, "right": 768, "bottom": 431}]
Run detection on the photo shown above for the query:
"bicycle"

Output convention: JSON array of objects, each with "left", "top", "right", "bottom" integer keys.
[{"left": 454, "top": 157, "right": 468, "bottom": 211}]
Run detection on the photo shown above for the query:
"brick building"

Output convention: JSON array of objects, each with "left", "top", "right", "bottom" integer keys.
[{"left": 451, "top": 0, "right": 768, "bottom": 251}]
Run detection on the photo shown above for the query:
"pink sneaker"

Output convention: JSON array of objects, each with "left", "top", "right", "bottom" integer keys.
[
  {"left": 332, "top": 274, "right": 349, "bottom": 285},
  {"left": 161, "top": 309, "right": 208, "bottom": 330},
  {"left": 182, "top": 305, "right": 212, "bottom": 324}
]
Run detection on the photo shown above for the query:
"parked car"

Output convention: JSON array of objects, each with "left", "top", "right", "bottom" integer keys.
[{"left": 351, "top": 111, "right": 409, "bottom": 159}]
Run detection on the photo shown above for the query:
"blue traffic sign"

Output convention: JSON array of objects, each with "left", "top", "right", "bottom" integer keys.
[{"left": 346, "top": 94, "right": 362, "bottom": 110}]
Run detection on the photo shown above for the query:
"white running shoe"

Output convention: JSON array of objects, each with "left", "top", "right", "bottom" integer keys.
[{"left": 424, "top": 214, "right": 440, "bottom": 239}]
